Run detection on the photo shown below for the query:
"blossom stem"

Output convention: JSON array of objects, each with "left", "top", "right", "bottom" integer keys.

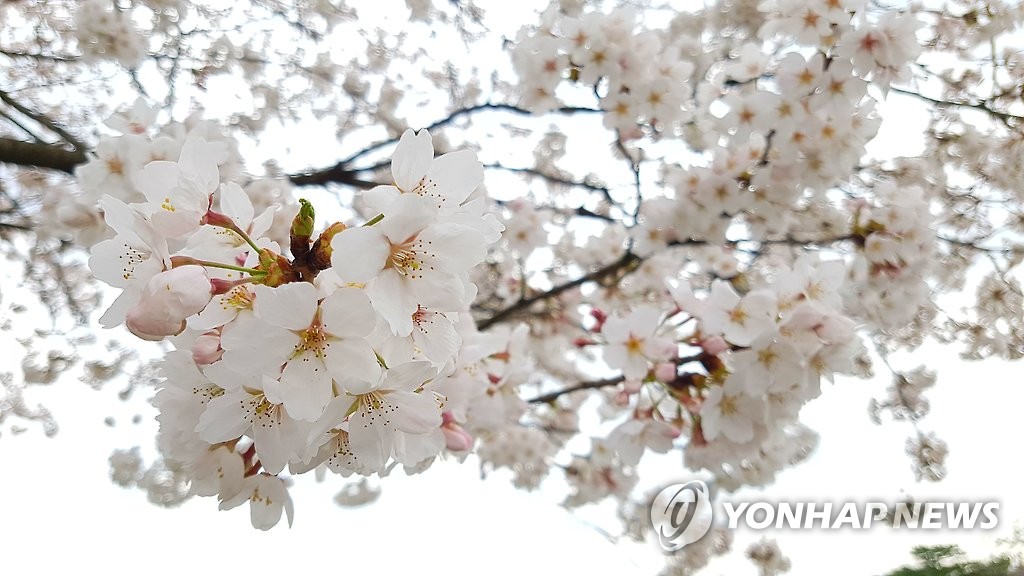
[
  {"left": 204, "top": 210, "right": 262, "bottom": 252},
  {"left": 196, "top": 260, "right": 267, "bottom": 276},
  {"left": 362, "top": 213, "right": 385, "bottom": 227}
]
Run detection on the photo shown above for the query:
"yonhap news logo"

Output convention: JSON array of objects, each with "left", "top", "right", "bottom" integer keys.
[
  {"left": 649, "top": 480, "right": 714, "bottom": 551},
  {"left": 650, "top": 485, "right": 999, "bottom": 551}
]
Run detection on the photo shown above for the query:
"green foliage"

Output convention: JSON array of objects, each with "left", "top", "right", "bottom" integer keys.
[{"left": 884, "top": 545, "right": 1016, "bottom": 576}]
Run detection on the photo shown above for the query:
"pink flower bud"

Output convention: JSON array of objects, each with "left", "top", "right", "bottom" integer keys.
[
  {"left": 440, "top": 413, "right": 474, "bottom": 452},
  {"left": 623, "top": 378, "right": 642, "bottom": 394},
  {"left": 125, "top": 266, "right": 214, "bottom": 341},
  {"left": 614, "top": 390, "right": 631, "bottom": 406},
  {"left": 192, "top": 330, "right": 223, "bottom": 365},
  {"left": 654, "top": 362, "right": 677, "bottom": 383},
  {"left": 700, "top": 335, "right": 729, "bottom": 356}
]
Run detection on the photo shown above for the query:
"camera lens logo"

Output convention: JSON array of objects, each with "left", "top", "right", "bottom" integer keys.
[{"left": 650, "top": 480, "right": 713, "bottom": 551}]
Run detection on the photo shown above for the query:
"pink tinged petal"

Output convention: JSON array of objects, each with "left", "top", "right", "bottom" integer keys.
[
  {"left": 253, "top": 282, "right": 318, "bottom": 330},
  {"left": 279, "top": 354, "right": 334, "bottom": 421},
  {"left": 424, "top": 149, "right": 483, "bottom": 208},
  {"left": 320, "top": 288, "right": 376, "bottom": 338},
  {"left": 442, "top": 422, "right": 474, "bottom": 451},
  {"left": 392, "top": 129, "right": 433, "bottom": 192},
  {"left": 219, "top": 182, "right": 254, "bottom": 227},
  {"left": 125, "top": 266, "right": 213, "bottom": 340},
  {"left": 370, "top": 269, "right": 418, "bottom": 336},
  {"left": 389, "top": 390, "right": 442, "bottom": 434},
  {"left": 347, "top": 409, "right": 391, "bottom": 471},
  {"left": 330, "top": 227, "right": 389, "bottom": 282},
  {"left": 323, "top": 338, "right": 381, "bottom": 389}
]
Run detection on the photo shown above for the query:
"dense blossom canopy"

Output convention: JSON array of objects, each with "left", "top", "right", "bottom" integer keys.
[{"left": 1, "top": 0, "right": 1023, "bottom": 573}]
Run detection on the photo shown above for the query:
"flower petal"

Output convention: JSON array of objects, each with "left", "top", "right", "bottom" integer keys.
[{"left": 392, "top": 129, "right": 433, "bottom": 192}]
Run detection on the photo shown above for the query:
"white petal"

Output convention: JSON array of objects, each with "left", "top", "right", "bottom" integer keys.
[
  {"left": 330, "top": 227, "right": 389, "bottom": 282},
  {"left": 196, "top": 393, "right": 249, "bottom": 443},
  {"left": 425, "top": 149, "right": 483, "bottom": 208},
  {"left": 389, "top": 390, "right": 442, "bottom": 434},
  {"left": 383, "top": 360, "right": 437, "bottom": 392},
  {"left": 362, "top": 185, "right": 401, "bottom": 215},
  {"left": 347, "top": 409, "right": 391, "bottom": 471},
  {"left": 369, "top": 269, "right": 417, "bottom": 336},
  {"left": 392, "top": 129, "right": 433, "bottom": 192},
  {"left": 320, "top": 288, "right": 376, "bottom": 338},
  {"left": 138, "top": 161, "right": 180, "bottom": 205},
  {"left": 253, "top": 282, "right": 318, "bottom": 330},
  {"left": 379, "top": 193, "right": 435, "bottom": 242},
  {"left": 219, "top": 182, "right": 254, "bottom": 227},
  {"left": 323, "top": 339, "right": 382, "bottom": 389},
  {"left": 279, "top": 354, "right": 333, "bottom": 421}
]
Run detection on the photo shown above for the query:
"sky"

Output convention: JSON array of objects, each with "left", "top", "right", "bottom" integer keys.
[{"left": 1, "top": 2, "right": 1021, "bottom": 575}]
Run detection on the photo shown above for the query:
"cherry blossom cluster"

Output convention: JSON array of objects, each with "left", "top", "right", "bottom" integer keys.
[
  {"left": 61, "top": 99, "right": 297, "bottom": 250},
  {"left": 87, "top": 127, "right": 503, "bottom": 528},
  {"left": 512, "top": 6, "right": 694, "bottom": 133},
  {"left": 72, "top": 0, "right": 147, "bottom": 68},
  {"left": 579, "top": 255, "right": 862, "bottom": 491},
  {"left": 844, "top": 182, "right": 935, "bottom": 330}
]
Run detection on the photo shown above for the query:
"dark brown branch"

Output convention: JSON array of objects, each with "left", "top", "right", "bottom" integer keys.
[
  {"left": 0, "top": 88, "right": 86, "bottom": 150},
  {"left": 527, "top": 376, "right": 625, "bottom": 404},
  {"left": 0, "top": 48, "right": 78, "bottom": 63},
  {"left": 477, "top": 250, "right": 642, "bottom": 330},
  {"left": 291, "top": 103, "right": 603, "bottom": 187},
  {"left": 889, "top": 85, "right": 1023, "bottom": 128},
  {"left": 287, "top": 165, "right": 381, "bottom": 189},
  {"left": 0, "top": 137, "right": 87, "bottom": 173},
  {"left": 484, "top": 162, "right": 611, "bottom": 195},
  {"left": 476, "top": 234, "right": 861, "bottom": 330}
]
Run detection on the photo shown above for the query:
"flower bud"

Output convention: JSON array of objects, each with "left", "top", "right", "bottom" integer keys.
[
  {"left": 654, "top": 362, "right": 677, "bottom": 383},
  {"left": 192, "top": 330, "right": 223, "bottom": 365},
  {"left": 440, "top": 412, "right": 474, "bottom": 452},
  {"left": 125, "top": 266, "right": 214, "bottom": 341},
  {"left": 700, "top": 335, "right": 729, "bottom": 356}
]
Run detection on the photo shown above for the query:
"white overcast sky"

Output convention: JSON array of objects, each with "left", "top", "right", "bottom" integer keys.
[{"left": 1, "top": 3, "right": 1021, "bottom": 574}]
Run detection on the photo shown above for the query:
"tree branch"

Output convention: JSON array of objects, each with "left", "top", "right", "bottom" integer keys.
[
  {"left": 477, "top": 250, "right": 642, "bottom": 330},
  {"left": 0, "top": 137, "right": 87, "bottom": 173},
  {"left": 527, "top": 376, "right": 625, "bottom": 404},
  {"left": 0, "top": 88, "right": 86, "bottom": 150},
  {"left": 293, "top": 103, "right": 602, "bottom": 187}
]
